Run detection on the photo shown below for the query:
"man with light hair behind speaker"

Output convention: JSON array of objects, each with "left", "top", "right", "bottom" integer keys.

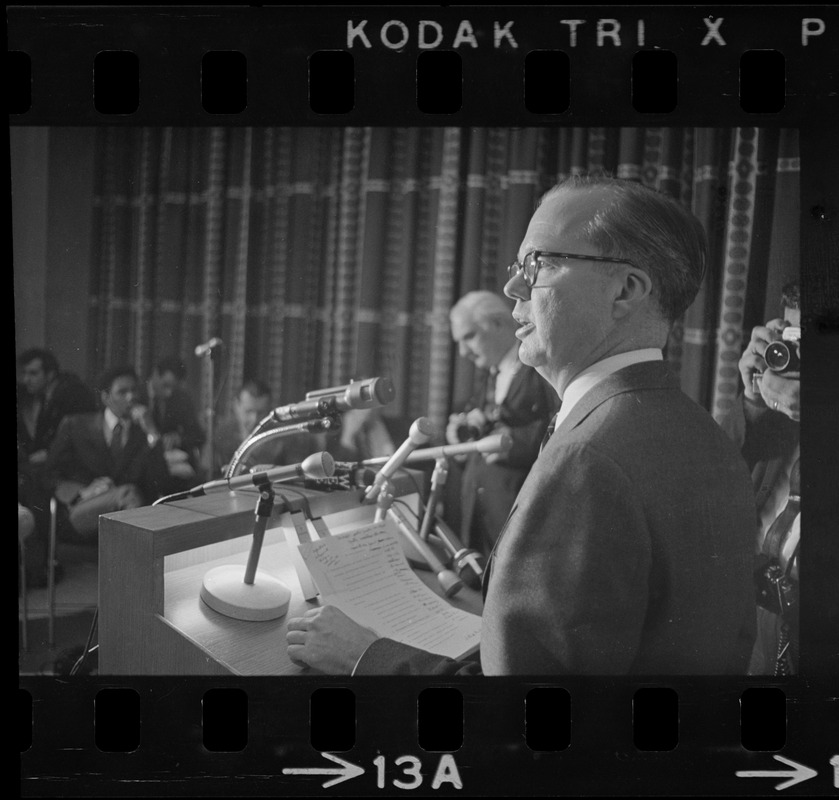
[{"left": 444, "top": 290, "right": 559, "bottom": 556}]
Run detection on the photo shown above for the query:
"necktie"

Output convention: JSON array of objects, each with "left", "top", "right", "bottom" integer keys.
[
  {"left": 111, "top": 421, "right": 124, "bottom": 463},
  {"left": 539, "top": 413, "right": 558, "bottom": 454}
]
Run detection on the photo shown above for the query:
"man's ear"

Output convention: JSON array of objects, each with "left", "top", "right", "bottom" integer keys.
[{"left": 613, "top": 267, "right": 653, "bottom": 318}]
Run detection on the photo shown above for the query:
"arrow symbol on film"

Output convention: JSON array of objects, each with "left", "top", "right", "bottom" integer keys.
[
  {"left": 736, "top": 755, "right": 818, "bottom": 791},
  {"left": 282, "top": 752, "right": 365, "bottom": 788}
]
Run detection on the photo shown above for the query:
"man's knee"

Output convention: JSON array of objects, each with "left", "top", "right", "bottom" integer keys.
[{"left": 18, "top": 504, "right": 36, "bottom": 539}]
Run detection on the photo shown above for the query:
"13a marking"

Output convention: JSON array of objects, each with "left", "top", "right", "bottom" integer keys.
[{"left": 373, "top": 754, "right": 462, "bottom": 790}]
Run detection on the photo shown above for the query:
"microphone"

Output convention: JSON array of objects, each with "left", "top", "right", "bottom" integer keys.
[
  {"left": 364, "top": 417, "right": 437, "bottom": 503},
  {"left": 359, "top": 432, "right": 512, "bottom": 467},
  {"left": 431, "top": 520, "right": 486, "bottom": 591},
  {"left": 270, "top": 377, "right": 395, "bottom": 423},
  {"left": 195, "top": 337, "right": 223, "bottom": 357},
  {"left": 181, "top": 451, "right": 334, "bottom": 498}
]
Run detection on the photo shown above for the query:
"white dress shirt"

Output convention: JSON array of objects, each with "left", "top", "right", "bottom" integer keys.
[
  {"left": 104, "top": 407, "right": 128, "bottom": 447},
  {"left": 553, "top": 348, "right": 663, "bottom": 428},
  {"left": 492, "top": 344, "right": 521, "bottom": 407}
]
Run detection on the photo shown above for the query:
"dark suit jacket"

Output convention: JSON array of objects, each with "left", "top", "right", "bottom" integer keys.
[
  {"left": 453, "top": 364, "right": 559, "bottom": 551},
  {"left": 147, "top": 387, "right": 206, "bottom": 454},
  {"left": 17, "top": 373, "right": 96, "bottom": 459},
  {"left": 45, "top": 411, "right": 170, "bottom": 505},
  {"left": 356, "top": 361, "right": 757, "bottom": 676}
]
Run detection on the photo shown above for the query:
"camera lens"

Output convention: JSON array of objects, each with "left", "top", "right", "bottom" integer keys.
[{"left": 764, "top": 341, "right": 800, "bottom": 373}]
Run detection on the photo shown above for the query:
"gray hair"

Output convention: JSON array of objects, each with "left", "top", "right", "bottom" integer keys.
[
  {"left": 450, "top": 290, "right": 516, "bottom": 330},
  {"left": 541, "top": 176, "right": 708, "bottom": 323}
]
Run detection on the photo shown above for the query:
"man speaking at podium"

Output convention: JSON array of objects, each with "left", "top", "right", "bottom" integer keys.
[{"left": 286, "top": 176, "right": 757, "bottom": 676}]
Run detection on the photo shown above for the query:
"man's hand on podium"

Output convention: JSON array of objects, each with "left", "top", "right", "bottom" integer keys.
[{"left": 286, "top": 606, "right": 379, "bottom": 674}]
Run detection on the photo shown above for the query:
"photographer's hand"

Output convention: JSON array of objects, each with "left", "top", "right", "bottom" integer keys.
[
  {"left": 464, "top": 407, "right": 489, "bottom": 432},
  {"left": 757, "top": 367, "right": 801, "bottom": 422},
  {"left": 739, "top": 318, "right": 787, "bottom": 402},
  {"left": 445, "top": 413, "right": 466, "bottom": 446}
]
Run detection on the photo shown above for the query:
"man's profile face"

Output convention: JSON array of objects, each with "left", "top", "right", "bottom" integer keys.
[
  {"left": 235, "top": 390, "right": 271, "bottom": 433},
  {"left": 505, "top": 189, "right": 619, "bottom": 384},
  {"left": 21, "top": 358, "right": 51, "bottom": 396},
  {"left": 451, "top": 316, "right": 508, "bottom": 370},
  {"left": 103, "top": 375, "right": 138, "bottom": 419}
]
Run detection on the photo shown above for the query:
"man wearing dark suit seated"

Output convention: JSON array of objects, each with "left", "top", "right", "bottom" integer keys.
[
  {"left": 444, "top": 291, "right": 559, "bottom": 556},
  {"left": 213, "top": 379, "right": 295, "bottom": 476},
  {"left": 285, "top": 176, "right": 757, "bottom": 676},
  {"left": 137, "top": 355, "right": 206, "bottom": 488},
  {"left": 17, "top": 348, "right": 97, "bottom": 585},
  {"left": 45, "top": 365, "right": 170, "bottom": 539}
]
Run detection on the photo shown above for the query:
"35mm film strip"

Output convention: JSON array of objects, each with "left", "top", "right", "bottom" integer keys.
[{"left": 12, "top": 4, "right": 839, "bottom": 797}]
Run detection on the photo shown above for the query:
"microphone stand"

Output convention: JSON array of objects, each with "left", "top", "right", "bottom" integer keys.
[
  {"left": 199, "top": 344, "right": 220, "bottom": 477},
  {"left": 416, "top": 457, "right": 485, "bottom": 590},
  {"left": 199, "top": 477, "right": 292, "bottom": 621},
  {"left": 372, "top": 475, "right": 463, "bottom": 598},
  {"left": 418, "top": 457, "right": 448, "bottom": 542}
]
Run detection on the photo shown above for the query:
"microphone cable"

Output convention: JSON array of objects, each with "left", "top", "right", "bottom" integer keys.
[{"left": 69, "top": 606, "right": 99, "bottom": 676}]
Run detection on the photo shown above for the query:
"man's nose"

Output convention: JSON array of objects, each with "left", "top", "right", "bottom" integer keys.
[
  {"left": 503, "top": 270, "right": 528, "bottom": 301},
  {"left": 458, "top": 340, "right": 470, "bottom": 357}
]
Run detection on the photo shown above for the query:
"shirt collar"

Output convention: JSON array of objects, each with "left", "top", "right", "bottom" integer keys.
[
  {"left": 104, "top": 407, "right": 127, "bottom": 432},
  {"left": 555, "top": 349, "right": 663, "bottom": 426},
  {"left": 495, "top": 344, "right": 520, "bottom": 376}
]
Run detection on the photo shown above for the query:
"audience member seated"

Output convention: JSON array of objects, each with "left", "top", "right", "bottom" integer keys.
[
  {"left": 136, "top": 355, "right": 206, "bottom": 488},
  {"left": 215, "top": 379, "right": 404, "bottom": 480},
  {"left": 45, "top": 364, "right": 170, "bottom": 540},
  {"left": 322, "top": 407, "right": 397, "bottom": 463},
  {"left": 17, "top": 347, "right": 97, "bottom": 586},
  {"left": 213, "top": 379, "right": 308, "bottom": 476}
]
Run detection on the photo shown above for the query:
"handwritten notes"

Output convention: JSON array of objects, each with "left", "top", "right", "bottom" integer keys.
[{"left": 297, "top": 522, "right": 481, "bottom": 660}]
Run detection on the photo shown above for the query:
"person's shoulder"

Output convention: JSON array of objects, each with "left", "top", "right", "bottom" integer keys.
[
  {"left": 54, "top": 372, "right": 96, "bottom": 405},
  {"left": 55, "top": 410, "right": 101, "bottom": 438}
]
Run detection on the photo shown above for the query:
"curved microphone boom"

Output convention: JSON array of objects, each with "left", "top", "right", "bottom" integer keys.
[
  {"left": 160, "top": 451, "right": 334, "bottom": 502},
  {"left": 195, "top": 337, "right": 223, "bottom": 357},
  {"left": 364, "top": 417, "right": 437, "bottom": 503}
]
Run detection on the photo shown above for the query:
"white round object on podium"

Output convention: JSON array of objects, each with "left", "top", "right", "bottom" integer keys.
[{"left": 200, "top": 565, "right": 291, "bottom": 621}]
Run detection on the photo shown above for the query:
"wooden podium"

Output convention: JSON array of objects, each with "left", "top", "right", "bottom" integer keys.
[{"left": 98, "top": 476, "right": 482, "bottom": 675}]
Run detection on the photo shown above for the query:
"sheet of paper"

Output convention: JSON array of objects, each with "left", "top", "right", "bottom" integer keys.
[{"left": 297, "top": 522, "right": 481, "bottom": 660}]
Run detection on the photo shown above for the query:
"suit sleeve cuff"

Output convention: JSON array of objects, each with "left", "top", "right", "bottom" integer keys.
[{"left": 350, "top": 640, "right": 380, "bottom": 676}]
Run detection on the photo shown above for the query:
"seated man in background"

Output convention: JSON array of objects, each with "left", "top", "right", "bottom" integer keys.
[
  {"left": 216, "top": 379, "right": 401, "bottom": 477},
  {"left": 213, "top": 379, "right": 301, "bottom": 475},
  {"left": 323, "top": 407, "right": 397, "bottom": 463},
  {"left": 45, "top": 365, "right": 170, "bottom": 539},
  {"left": 721, "top": 281, "right": 801, "bottom": 675},
  {"left": 17, "top": 347, "right": 97, "bottom": 585},
  {"left": 444, "top": 290, "right": 559, "bottom": 555},
  {"left": 137, "top": 355, "right": 206, "bottom": 486}
]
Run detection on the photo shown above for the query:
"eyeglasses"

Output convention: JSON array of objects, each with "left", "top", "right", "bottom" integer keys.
[{"left": 507, "top": 250, "right": 640, "bottom": 288}]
